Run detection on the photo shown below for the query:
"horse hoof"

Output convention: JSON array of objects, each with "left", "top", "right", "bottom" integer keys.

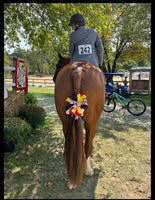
[
  {"left": 85, "top": 168, "right": 94, "bottom": 176},
  {"left": 68, "top": 182, "right": 77, "bottom": 190},
  {"left": 85, "top": 157, "right": 94, "bottom": 176}
]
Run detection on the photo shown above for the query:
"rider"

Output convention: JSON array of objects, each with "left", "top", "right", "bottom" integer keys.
[
  {"left": 106, "top": 78, "right": 119, "bottom": 94},
  {"left": 123, "top": 76, "right": 128, "bottom": 87},
  {"left": 68, "top": 13, "right": 104, "bottom": 69},
  {"left": 107, "top": 79, "right": 114, "bottom": 88}
]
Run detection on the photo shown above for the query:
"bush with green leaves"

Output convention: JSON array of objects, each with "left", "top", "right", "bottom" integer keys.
[
  {"left": 24, "top": 93, "right": 38, "bottom": 105},
  {"left": 4, "top": 117, "right": 31, "bottom": 148},
  {"left": 17, "top": 104, "right": 46, "bottom": 129}
]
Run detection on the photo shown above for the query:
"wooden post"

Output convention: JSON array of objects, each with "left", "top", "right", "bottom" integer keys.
[
  {"left": 129, "top": 70, "right": 132, "bottom": 92},
  {"left": 148, "top": 69, "right": 151, "bottom": 94}
]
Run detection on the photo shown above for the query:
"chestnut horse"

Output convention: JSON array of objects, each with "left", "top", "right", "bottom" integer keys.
[{"left": 53, "top": 53, "right": 105, "bottom": 189}]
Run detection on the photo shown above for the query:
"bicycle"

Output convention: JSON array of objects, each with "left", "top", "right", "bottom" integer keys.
[{"left": 104, "top": 91, "right": 146, "bottom": 116}]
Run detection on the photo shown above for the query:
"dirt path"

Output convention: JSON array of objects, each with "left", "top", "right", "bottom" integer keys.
[{"left": 38, "top": 96, "right": 151, "bottom": 128}]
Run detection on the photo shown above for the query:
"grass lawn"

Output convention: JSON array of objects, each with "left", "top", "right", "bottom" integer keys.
[
  {"left": 27, "top": 86, "right": 55, "bottom": 97},
  {"left": 4, "top": 87, "right": 151, "bottom": 199},
  {"left": 7, "top": 86, "right": 54, "bottom": 96}
]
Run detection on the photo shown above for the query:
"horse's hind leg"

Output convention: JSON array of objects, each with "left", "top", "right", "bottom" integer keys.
[{"left": 84, "top": 121, "right": 98, "bottom": 176}]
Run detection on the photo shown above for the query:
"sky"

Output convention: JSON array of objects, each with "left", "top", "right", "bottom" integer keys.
[
  {"left": 5, "top": 28, "right": 32, "bottom": 54},
  {"left": 5, "top": 38, "right": 32, "bottom": 54}
]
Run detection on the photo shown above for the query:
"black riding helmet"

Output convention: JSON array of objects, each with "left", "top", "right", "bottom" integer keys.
[{"left": 68, "top": 13, "right": 85, "bottom": 26}]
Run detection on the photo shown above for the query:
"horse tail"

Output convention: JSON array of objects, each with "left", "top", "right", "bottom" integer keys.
[
  {"left": 64, "top": 116, "right": 84, "bottom": 188},
  {"left": 64, "top": 66, "right": 85, "bottom": 188}
]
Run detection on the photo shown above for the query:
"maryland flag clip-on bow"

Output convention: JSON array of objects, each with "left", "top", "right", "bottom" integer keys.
[{"left": 66, "top": 93, "right": 88, "bottom": 120}]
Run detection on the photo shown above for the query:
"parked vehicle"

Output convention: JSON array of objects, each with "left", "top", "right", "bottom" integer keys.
[{"left": 104, "top": 73, "right": 128, "bottom": 97}]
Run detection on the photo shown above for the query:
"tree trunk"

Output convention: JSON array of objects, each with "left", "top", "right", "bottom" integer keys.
[{"left": 103, "top": 46, "right": 111, "bottom": 72}]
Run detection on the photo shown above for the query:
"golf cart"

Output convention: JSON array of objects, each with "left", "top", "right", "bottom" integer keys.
[{"left": 104, "top": 72, "right": 129, "bottom": 98}]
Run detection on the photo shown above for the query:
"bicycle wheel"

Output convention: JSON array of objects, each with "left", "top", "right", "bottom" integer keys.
[
  {"left": 127, "top": 98, "right": 146, "bottom": 116},
  {"left": 104, "top": 96, "right": 116, "bottom": 112}
]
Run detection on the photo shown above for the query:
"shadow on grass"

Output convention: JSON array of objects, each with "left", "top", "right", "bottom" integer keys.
[
  {"left": 95, "top": 117, "right": 139, "bottom": 149},
  {"left": 4, "top": 119, "right": 101, "bottom": 199}
]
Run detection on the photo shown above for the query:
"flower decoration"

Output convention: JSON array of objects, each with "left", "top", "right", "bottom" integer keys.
[{"left": 66, "top": 93, "right": 88, "bottom": 120}]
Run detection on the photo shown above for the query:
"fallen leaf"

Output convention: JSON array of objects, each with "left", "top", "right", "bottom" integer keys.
[
  {"left": 45, "top": 181, "right": 52, "bottom": 188},
  {"left": 139, "top": 189, "right": 145, "bottom": 194}
]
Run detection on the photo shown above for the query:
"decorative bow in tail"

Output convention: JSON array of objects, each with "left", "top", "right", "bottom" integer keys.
[{"left": 66, "top": 93, "right": 88, "bottom": 120}]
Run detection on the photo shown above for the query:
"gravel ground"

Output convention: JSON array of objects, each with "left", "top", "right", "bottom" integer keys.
[{"left": 38, "top": 96, "right": 151, "bottom": 128}]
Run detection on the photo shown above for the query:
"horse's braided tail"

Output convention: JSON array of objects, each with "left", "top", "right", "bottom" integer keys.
[{"left": 64, "top": 66, "right": 85, "bottom": 188}]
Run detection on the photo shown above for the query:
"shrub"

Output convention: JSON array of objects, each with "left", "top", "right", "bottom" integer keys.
[
  {"left": 4, "top": 117, "right": 31, "bottom": 148},
  {"left": 24, "top": 93, "right": 38, "bottom": 105},
  {"left": 17, "top": 104, "right": 46, "bottom": 129}
]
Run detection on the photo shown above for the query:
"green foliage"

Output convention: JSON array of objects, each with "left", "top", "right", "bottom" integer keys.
[
  {"left": 4, "top": 3, "right": 151, "bottom": 74},
  {"left": 121, "top": 60, "right": 138, "bottom": 71},
  {"left": 4, "top": 3, "right": 115, "bottom": 50},
  {"left": 8, "top": 48, "right": 25, "bottom": 60},
  {"left": 102, "top": 3, "right": 151, "bottom": 72},
  {"left": 17, "top": 104, "right": 46, "bottom": 129},
  {"left": 4, "top": 51, "right": 13, "bottom": 77},
  {"left": 4, "top": 117, "right": 31, "bottom": 147},
  {"left": 4, "top": 51, "right": 12, "bottom": 66},
  {"left": 24, "top": 93, "right": 38, "bottom": 105}
]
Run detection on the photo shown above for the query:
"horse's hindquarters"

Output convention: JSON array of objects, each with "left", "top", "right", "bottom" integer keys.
[{"left": 54, "top": 62, "right": 105, "bottom": 189}]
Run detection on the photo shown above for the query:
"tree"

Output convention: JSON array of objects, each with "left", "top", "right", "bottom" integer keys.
[
  {"left": 4, "top": 51, "right": 12, "bottom": 67},
  {"left": 4, "top": 3, "right": 151, "bottom": 74},
  {"left": 8, "top": 48, "right": 25, "bottom": 60},
  {"left": 102, "top": 3, "right": 151, "bottom": 72},
  {"left": 4, "top": 3, "right": 115, "bottom": 50},
  {"left": 23, "top": 48, "right": 48, "bottom": 74},
  {"left": 4, "top": 3, "right": 116, "bottom": 73}
]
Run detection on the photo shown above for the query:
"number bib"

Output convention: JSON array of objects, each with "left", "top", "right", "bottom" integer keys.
[{"left": 78, "top": 44, "right": 92, "bottom": 55}]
